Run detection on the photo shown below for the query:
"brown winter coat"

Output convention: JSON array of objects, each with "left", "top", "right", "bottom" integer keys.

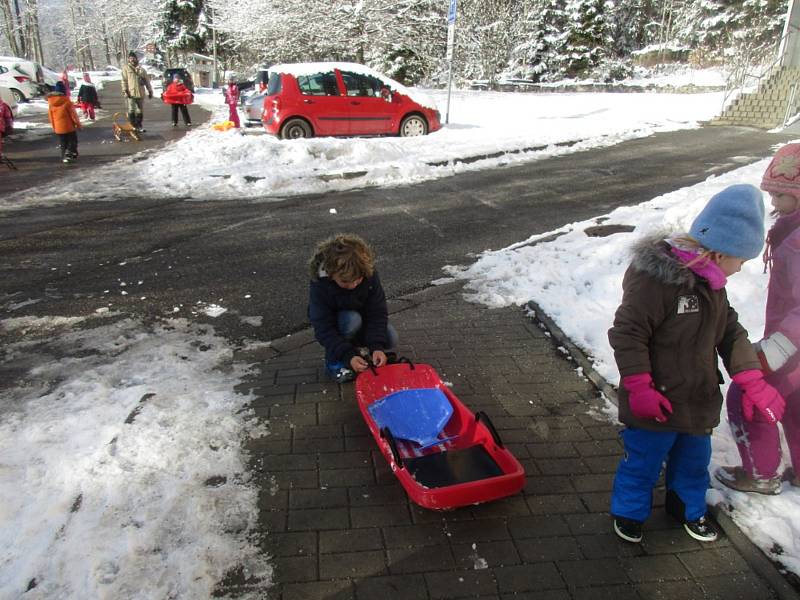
[
  {"left": 608, "top": 236, "right": 761, "bottom": 435},
  {"left": 47, "top": 93, "right": 80, "bottom": 134}
]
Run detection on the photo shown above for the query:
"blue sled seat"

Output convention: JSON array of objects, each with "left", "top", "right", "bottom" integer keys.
[{"left": 368, "top": 388, "right": 455, "bottom": 449}]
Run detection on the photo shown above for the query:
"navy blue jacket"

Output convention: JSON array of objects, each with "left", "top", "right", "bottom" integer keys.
[{"left": 308, "top": 270, "right": 389, "bottom": 363}]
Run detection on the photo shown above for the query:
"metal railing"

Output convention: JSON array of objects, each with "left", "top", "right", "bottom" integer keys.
[{"left": 783, "top": 82, "right": 799, "bottom": 127}]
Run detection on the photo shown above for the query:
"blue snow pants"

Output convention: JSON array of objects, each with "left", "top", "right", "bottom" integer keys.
[{"left": 611, "top": 428, "right": 711, "bottom": 523}]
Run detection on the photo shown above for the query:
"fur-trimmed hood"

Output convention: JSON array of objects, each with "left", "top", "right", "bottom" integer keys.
[
  {"left": 628, "top": 233, "right": 698, "bottom": 289},
  {"left": 308, "top": 252, "right": 327, "bottom": 280}
]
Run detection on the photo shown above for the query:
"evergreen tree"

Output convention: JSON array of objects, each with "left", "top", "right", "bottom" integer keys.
[
  {"left": 154, "top": 0, "right": 209, "bottom": 64},
  {"left": 508, "top": 0, "right": 568, "bottom": 82},
  {"left": 560, "top": 0, "right": 612, "bottom": 78},
  {"left": 610, "top": 0, "right": 660, "bottom": 56}
]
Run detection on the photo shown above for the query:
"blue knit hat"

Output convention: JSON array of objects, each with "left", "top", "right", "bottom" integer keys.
[
  {"left": 54, "top": 81, "right": 66, "bottom": 94},
  {"left": 688, "top": 184, "right": 765, "bottom": 259}
]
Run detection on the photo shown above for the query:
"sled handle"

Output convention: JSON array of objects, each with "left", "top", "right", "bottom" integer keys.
[
  {"left": 380, "top": 427, "right": 404, "bottom": 468},
  {"left": 475, "top": 411, "right": 504, "bottom": 449},
  {"left": 397, "top": 357, "right": 415, "bottom": 370}
]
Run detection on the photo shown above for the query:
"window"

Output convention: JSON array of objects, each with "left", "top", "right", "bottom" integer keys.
[
  {"left": 341, "top": 71, "right": 384, "bottom": 97},
  {"left": 0, "top": 66, "right": 6, "bottom": 75},
  {"left": 296, "top": 72, "right": 339, "bottom": 96},
  {"left": 267, "top": 72, "right": 282, "bottom": 95}
]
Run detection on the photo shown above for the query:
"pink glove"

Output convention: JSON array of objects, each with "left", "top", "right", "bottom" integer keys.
[
  {"left": 622, "top": 373, "right": 673, "bottom": 423},
  {"left": 732, "top": 369, "right": 786, "bottom": 424}
]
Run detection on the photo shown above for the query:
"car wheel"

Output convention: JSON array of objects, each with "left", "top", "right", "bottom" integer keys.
[
  {"left": 280, "top": 118, "right": 312, "bottom": 140},
  {"left": 11, "top": 89, "right": 25, "bottom": 103},
  {"left": 399, "top": 114, "right": 427, "bottom": 137}
]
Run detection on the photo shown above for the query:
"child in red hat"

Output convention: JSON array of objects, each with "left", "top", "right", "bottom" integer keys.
[{"left": 717, "top": 144, "right": 800, "bottom": 494}]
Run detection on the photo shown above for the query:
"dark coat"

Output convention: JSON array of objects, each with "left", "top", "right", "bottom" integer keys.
[
  {"left": 308, "top": 266, "right": 389, "bottom": 364},
  {"left": 608, "top": 235, "right": 760, "bottom": 435},
  {"left": 77, "top": 83, "right": 100, "bottom": 107}
]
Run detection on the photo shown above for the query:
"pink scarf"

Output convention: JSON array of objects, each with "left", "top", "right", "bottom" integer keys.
[{"left": 669, "top": 245, "right": 728, "bottom": 290}]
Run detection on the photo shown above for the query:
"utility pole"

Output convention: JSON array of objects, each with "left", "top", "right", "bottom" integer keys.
[
  {"left": 445, "top": 0, "right": 457, "bottom": 125},
  {"left": 210, "top": 4, "right": 217, "bottom": 87}
]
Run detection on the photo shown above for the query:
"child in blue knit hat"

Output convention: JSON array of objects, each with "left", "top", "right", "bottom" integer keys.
[{"left": 608, "top": 183, "right": 785, "bottom": 544}]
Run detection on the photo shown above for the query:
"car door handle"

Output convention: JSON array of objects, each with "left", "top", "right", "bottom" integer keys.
[
  {"left": 350, "top": 101, "right": 360, "bottom": 105},
  {"left": 304, "top": 99, "right": 313, "bottom": 104}
]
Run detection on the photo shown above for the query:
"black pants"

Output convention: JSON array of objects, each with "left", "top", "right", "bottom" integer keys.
[
  {"left": 58, "top": 131, "right": 78, "bottom": 159},
  {"left": 171, "top": 104, "right": 191, "bottom": 125}
]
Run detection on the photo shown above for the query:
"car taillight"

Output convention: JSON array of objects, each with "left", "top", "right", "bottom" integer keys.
[{"left": 14, "top": 76, "right": 30, "bottom": 83}]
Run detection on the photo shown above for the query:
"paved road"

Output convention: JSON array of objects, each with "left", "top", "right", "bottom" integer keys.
[
  {"left": 0, "top": 85, "right": 209, "bottom": 195},
  {"left": 0, "top": 125, "right": 792, "bottom": 344}
]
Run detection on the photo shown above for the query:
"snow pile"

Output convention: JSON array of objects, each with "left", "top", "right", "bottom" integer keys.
[
  {"left": 0, "top": 315, "right": 272, "bottom": 598},
  {"left": 3, "top": 88, "right": 724, "bottom": 209},
  {"left": 445, "top": 157, "right": 800, "bottom": 577}
]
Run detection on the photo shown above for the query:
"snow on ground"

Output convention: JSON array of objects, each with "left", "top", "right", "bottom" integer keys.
[
  {"left": 4, "top": 66, "right": 792, "bottom": 596},
  {"left": 444, "top": 155, "right": 800, "bottom": 578},
  {"left": 2, "top": 82, "right": 724, "bottom": 209},
  {"left": 0, "top": 315, "right": 272, "bottom": 598}
]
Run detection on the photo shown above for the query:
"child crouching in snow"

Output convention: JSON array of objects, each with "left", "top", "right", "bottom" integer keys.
[
  {"left": 608, "top": 184, "right": 784, "bottom": 544},
  {"left": 307, "top": 234, "right": 398, "bottom": 383},
  {"left": 717, "top": 144, "right": 800, "bottom": 495}
]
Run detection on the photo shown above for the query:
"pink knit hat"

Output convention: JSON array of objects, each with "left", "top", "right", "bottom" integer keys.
[{"left": 761, "top": 143, "right": 800, "bottom": 197}]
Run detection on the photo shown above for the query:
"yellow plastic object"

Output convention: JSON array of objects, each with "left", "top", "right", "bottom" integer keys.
[{"left": 211, "top": 120, "right": 235, "bottom": 131}]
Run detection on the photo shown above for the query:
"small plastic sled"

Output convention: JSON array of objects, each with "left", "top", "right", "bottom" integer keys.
[{"left": 355, "top": 360, "right": 525, "bottom": 510}]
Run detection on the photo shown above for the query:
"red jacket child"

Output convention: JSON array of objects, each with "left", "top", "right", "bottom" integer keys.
[
  {"left": 162, "top": 80, "right": 194, "bottom": 105},
  {"left": 161, "top": 77, "right": 193, "bottom": 127},
  {"left": 0, "top": 99, "right": 13, "bottom": 158}
]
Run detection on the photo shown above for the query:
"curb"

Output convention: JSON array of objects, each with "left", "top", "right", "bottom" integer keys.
[{"left": 525, "top": 298, "right": 800, "bottom": 600}]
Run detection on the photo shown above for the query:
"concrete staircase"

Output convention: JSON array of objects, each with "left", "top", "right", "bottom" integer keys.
[{"left": 711, "top": 66, "right": 800, "bottom": 129}]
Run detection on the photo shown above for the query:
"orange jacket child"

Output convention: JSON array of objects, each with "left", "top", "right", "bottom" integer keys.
[{"left": 48, "top": 81, "right": 81, "bottom": 163}]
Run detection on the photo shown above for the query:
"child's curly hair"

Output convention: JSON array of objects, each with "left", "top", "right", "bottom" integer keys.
[{"left": 309, "top": 234, "right": 375, "bottom": 281}]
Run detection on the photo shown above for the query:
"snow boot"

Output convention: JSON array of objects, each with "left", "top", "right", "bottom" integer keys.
[
  {"left": 783, "top": 467, "right": 800, "bottom": 487},
  {"left": 683, "top": 516, "right": 719, "bottom": 542},
  {"left": 715, "top": 466, "right": 781, "bottom": 495},
  {"left": 613, "top": 516, "right": 643, "bottom": 543},
  {"left": 325, "top": 360, "right": 356, "bottom": 384}
]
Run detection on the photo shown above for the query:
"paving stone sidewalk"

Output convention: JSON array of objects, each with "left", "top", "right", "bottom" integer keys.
[{"left": 232, "top": 282, "right": 790, "bottom": 600}]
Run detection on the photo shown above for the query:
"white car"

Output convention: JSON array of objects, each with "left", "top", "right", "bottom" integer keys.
[
  {"left": 0, "top": 57, "right": 44, "bottom": 101},
  {"left": 0, "top": 86, "right": 18, "bottom": 117},
  {"left": 41, "top": 66, "right": 77, "bottom": 93},
  {"left": 242, "top": 91, "right": 266, "bottom": 126}
]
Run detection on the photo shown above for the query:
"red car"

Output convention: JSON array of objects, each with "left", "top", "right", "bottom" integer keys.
[{"left": 261, "top": 62, "right": 442, "bottom": 139}]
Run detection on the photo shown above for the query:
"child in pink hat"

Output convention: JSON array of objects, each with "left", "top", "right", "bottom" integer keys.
[{"left": 717, "top": 143, "right": 800, "bottom": 494}]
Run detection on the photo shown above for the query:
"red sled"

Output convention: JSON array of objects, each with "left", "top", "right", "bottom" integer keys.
[{"left": 355, "top": 360, "right": 526, "bottom": 510}]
